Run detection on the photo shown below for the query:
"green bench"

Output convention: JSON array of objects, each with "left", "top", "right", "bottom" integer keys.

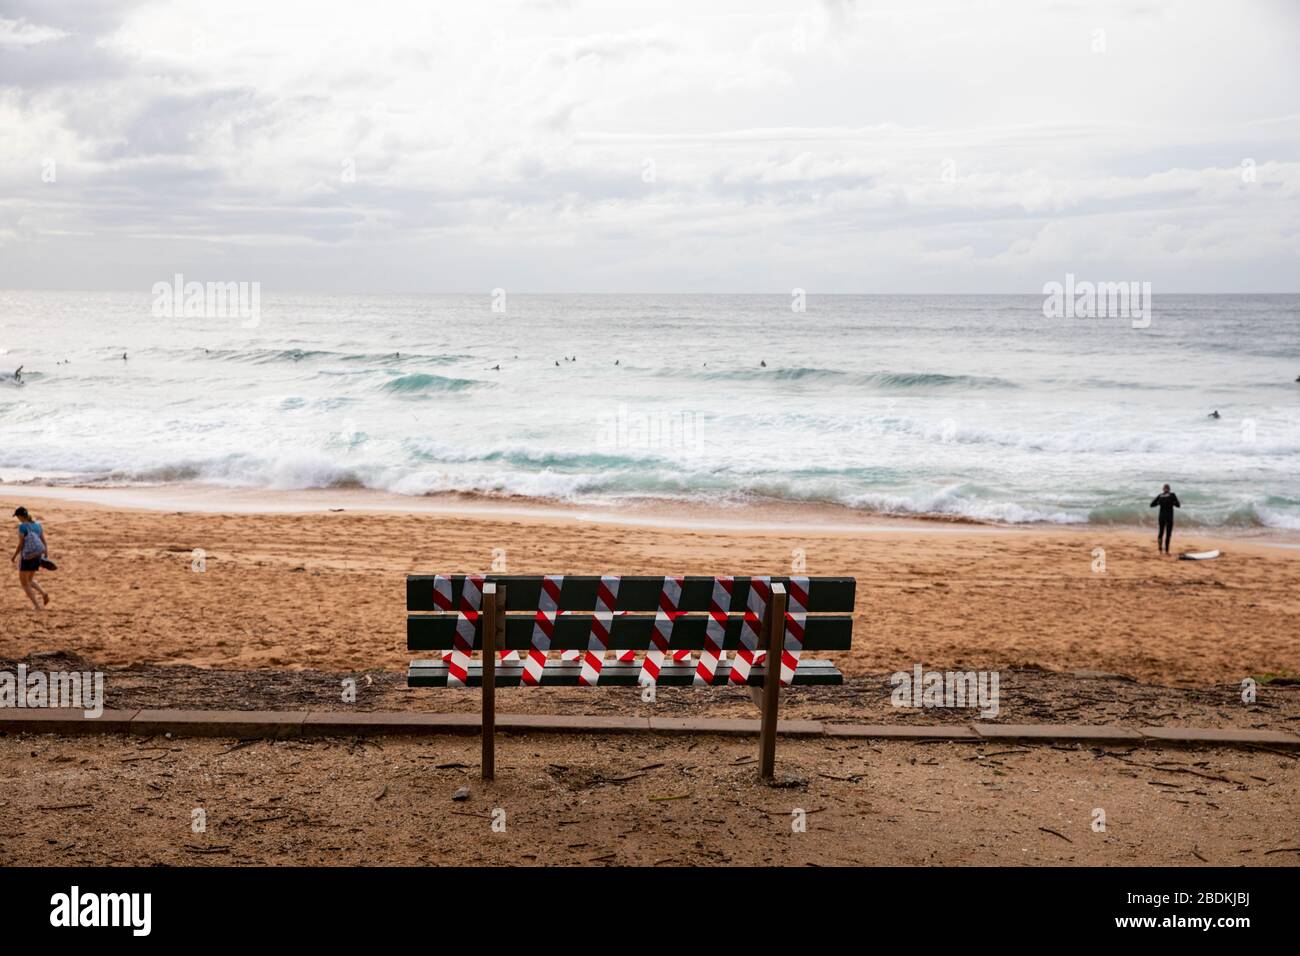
[{"left": 406, "top": 574, "right": 855, "bottom": 779}]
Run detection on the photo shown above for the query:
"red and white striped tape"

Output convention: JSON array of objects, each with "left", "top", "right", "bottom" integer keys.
[
  {"left": 729, "top": 576, "right": 770, "bottom": 685},
  {"left": 432, "top": 574, "right": 483, "bottom": 688},
  {"left": 578, "top": 575, "right": 620, "bottom": 686},
  {"left": 638, "top": 575, "right": 683, "bottom": 685},
  {"left": 431, "top": 575, "right": 455, "bottom": 664},
  {"left": 694, "top": 576, "right": 733, "bottom": 686},
  {"left": 780, "top": 576, "right": 809, "bottom": 686},
  {"left": 522, "top": 574, "right": 563, "bottom": 686}
]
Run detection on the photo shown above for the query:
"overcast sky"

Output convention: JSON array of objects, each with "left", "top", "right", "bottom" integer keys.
[{"left": 1, "top": 0, "right": 1298, "bottom": 293}]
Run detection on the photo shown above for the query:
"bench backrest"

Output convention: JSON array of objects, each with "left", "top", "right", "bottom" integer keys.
[{"left": 406, "top": 574, "right": 855, "bottom": 653}]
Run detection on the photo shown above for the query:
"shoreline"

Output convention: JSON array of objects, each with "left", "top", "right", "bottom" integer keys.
[{"left": 4, "top": 479, "right": 1299, "bottom": 544}]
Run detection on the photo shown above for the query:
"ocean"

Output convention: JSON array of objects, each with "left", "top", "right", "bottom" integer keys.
[{"left": 1, "top": 291, "right": 1297, "bottom": 529}]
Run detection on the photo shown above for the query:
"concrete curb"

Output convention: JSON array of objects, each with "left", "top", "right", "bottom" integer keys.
[{"left": 1, "top": 708, "right": 1297, "bottom": 749}]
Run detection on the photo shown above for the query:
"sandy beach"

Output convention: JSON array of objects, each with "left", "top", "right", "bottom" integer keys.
[{"left": 3, "top": 487, "right": 1298, "bottom": 686}]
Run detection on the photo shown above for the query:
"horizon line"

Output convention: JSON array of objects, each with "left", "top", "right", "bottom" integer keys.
[{"left": 2, "top": 287, "right": 1298, "bottom": 297}]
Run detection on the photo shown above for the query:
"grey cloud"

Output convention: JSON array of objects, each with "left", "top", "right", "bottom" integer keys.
[
  {"left": 0, "top": 31, "right": 128, "bottom": 89},
  {"left": 103, "top": 88, "right": 262, "bottom": 158},
  {"left": 1, "top": 0, "right": 146, "bottom": 36}
]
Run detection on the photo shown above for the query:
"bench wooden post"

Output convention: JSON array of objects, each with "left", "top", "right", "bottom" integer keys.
[
  {"left": 759, "top": 582, "right": 788, "bottom": 780},
  {"left": 481, "top": 582, "right": 503, "bottom": 780}
]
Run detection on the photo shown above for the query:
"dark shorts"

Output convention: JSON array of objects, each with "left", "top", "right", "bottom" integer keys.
[{"left": 19, "top": 557, "right": 41, "bottom": 572}]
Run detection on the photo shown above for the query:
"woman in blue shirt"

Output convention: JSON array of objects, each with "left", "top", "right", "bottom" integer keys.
[{"left": 11, "top": 506, "right": 50, "bottom": 610}]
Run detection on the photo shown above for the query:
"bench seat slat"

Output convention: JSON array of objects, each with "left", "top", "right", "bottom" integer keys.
[
  {"left": 407, "top": 612, "right": 852, "bottom": 651},
  {"left": 406, "top": 575, "right": 855, "bottom": 613},
  {"left": 407, "top": 659, "right": 843, "bottom": 687}
]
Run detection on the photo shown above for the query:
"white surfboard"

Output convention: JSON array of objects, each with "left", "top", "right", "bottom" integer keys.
[{"left": 1178, "top": 549, "right": 1220, "bottom": 561}]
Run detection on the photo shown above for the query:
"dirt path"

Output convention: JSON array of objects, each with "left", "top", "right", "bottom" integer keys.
[{"left": 3, "top": 731, "right": 1296, "bottom": 866}]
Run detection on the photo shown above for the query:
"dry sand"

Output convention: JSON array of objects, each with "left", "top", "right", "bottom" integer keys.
[{"left": 3, "top": 491, "right": 1298, "bottom": 685}]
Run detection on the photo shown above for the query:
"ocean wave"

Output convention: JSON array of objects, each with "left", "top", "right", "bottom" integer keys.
[
  {"left": 841, "top": 484, "right": 1087, "bottom": 525},
  {"left": 98, "top": 455, "right": 373, "bottom": 491},
  {"left": 1085, "top": 497, "right": 1300, "bottom": 529},
  {"left": 169, "top": 347, "right": 473, "bottom": 366},
  {"left": 10, "top": 444, "right": 1300, "bottom": 530},
  {"left": 895, "top": 418, "right": 1300, "bottom": 457},
  {"left": 1256, "top": 506, "right": 1300, "bottom": 530},
  {"left": 653, "top": 366, "right": 1019, "bottom": 390},
  {"left": 380, "top": 373, "right": 481, "bottom": 394}
]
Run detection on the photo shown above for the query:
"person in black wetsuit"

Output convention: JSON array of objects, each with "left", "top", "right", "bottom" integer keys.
[{"left": 1150, "top": 484, "right": 1180, "bottom": 553}]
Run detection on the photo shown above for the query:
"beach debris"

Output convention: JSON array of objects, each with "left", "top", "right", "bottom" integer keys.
[
  {"left": 1038, "top": 826, "right": 1073, "bottom": 844},
  {"left": 818, "top": 771, "right": 865, "bottom": 782},
  {"left": 452, "top": 785, "right": 470, "bottom": 801},
  {"left": 216, "top": 739, "right": 259, "bottom": 756},
  {"left": 765, "top": 772, "right": 809, "bottom": 789},
  {"left": 601, "top": 769, "right": 657, "bottom": 784},
  {"left": 119, "top": 752, "right": 169, "bottom": 763}
]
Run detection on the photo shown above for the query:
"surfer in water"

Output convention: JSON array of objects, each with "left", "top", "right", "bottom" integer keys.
[{"left": 1150, "top": 484, "right": 1181, "bottom": 554}]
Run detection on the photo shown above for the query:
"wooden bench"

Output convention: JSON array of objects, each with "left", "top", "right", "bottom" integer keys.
[{"left": 406, "top": 574, "right": 855, "bottom": 779}]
